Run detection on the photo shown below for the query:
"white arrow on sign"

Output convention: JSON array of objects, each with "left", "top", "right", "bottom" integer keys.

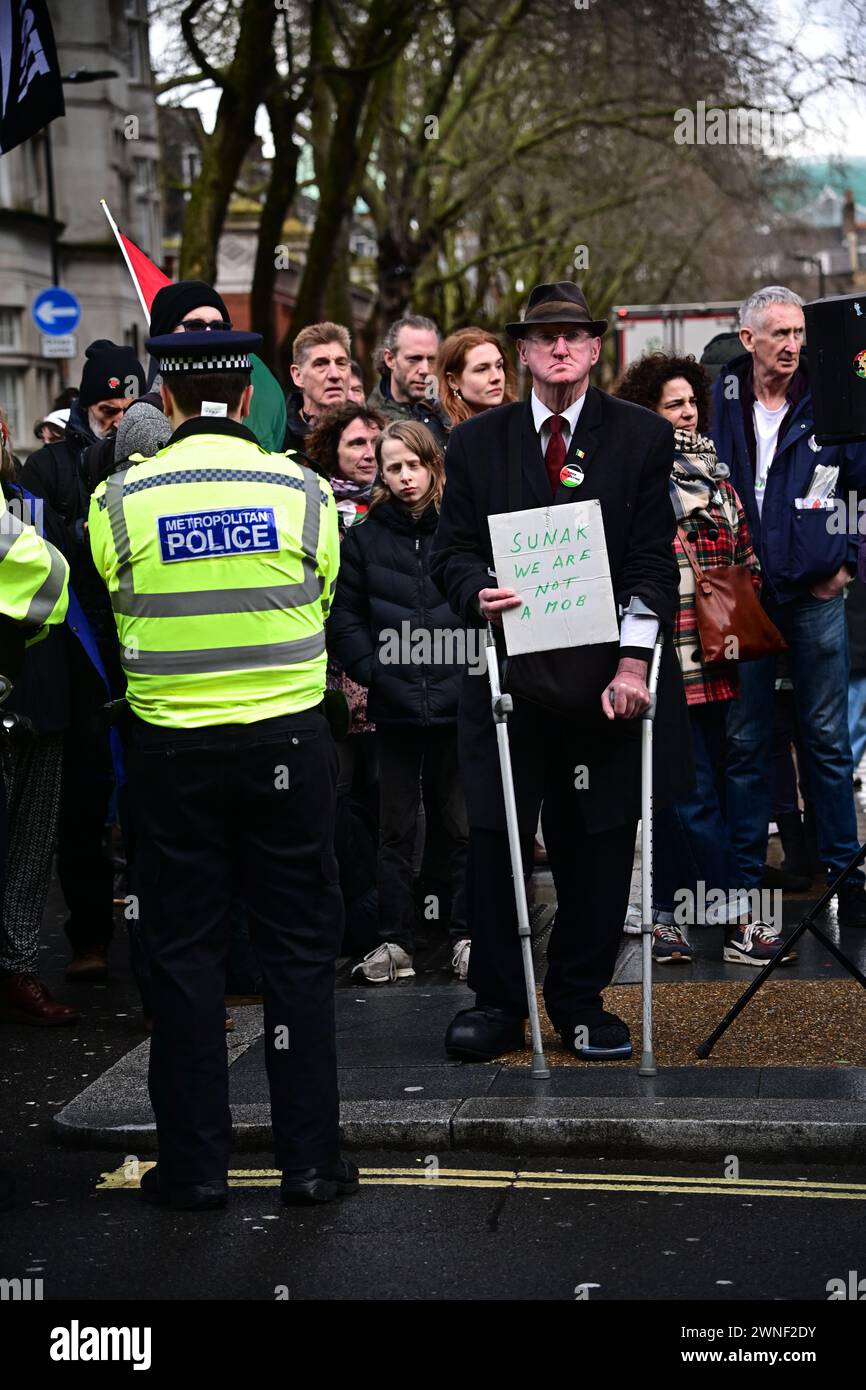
[{"left": 38, "top": 304, "right": 80, "bottom": 326}]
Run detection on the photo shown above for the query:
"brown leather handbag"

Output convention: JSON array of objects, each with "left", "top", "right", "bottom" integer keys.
[{"left": 678, "top": 530, "right": 786, "bottom": 664}]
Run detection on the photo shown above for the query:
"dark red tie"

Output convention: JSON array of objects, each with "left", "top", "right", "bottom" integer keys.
[{"left": 545, "top": 415, "right": 566, "bottom": 496}]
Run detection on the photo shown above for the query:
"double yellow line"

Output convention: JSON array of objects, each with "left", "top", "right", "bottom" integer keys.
[{"left": 97, "top": 1163, "right": 866, "bottom": 1201}]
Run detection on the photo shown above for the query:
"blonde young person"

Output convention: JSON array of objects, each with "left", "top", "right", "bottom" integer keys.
[{"left": 327, "top": 422, "right": 470, "bottom": 983}]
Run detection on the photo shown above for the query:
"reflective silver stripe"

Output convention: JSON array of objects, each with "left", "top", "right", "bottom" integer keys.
[
  {"left": 115, "top": 582, "right": 314, "bottom": 618},
  {"left": 24, "top": 544, "right": 67, "bottom": 624},
  {"left": 300, "top": 466, "right": 322, "bottom": 564},
  {"left": 122, "top": 629, "right": 326, "bottom": 676},
  {"left": 0, "top": 506, "right": 26, "bottom": 556},
  {"left": 105, "top": 468, "right": 134, "bottom": 609},
  {"left": 109, "top": 462, "right": 325, "bottom": 618}
]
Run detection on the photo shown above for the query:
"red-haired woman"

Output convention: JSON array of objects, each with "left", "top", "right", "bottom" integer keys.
[{"left": 437, "top": 328, "right": 517, "bottom": 425}]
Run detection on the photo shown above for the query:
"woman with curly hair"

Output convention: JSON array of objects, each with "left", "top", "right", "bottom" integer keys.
[
  {"left": 306, "top": 404, "right": 388, "bottom": 959},
  {"left": 306, "top": 402, "right": 387, "bottom": 748},
  {"left": 305, "top": 401, "right": 386, "bottom": 525},
  {"left": 437, "top": 328, "right": 517, "bottom": 425},
  {"left": 615, "top": 354, "right": 795, "bottom": 968}
]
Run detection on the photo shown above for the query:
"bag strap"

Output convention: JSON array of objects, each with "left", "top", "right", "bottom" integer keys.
[{"left": 676, "top": 527, "right": 715, "bottom": 597}]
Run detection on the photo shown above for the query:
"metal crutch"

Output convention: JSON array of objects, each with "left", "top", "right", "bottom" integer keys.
[
  {"left": 485, "top": 624, "right": 550, "bottom": 1078},
  {"left": 638, "top": 633, "right": 664, "bottom": 1077}
]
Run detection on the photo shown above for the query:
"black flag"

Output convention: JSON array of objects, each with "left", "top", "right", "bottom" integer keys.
[{"left": 0, "top": 0, "right": 64, "bottom": 155}]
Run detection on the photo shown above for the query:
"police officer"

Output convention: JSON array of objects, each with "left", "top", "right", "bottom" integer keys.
[
  {"left": 88, "top": 327, "right": 357, "bottom": 1211},
  {"left": 0, "top": 485, "right": 70, "bottom": 1200},
  {"left": 0, "top": 483, "right": 75, "bottom": 1026}
]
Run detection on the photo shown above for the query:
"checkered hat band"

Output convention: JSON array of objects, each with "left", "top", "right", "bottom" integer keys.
[{"left": 160, "top": 354, "right": 252, "bottom": 373}]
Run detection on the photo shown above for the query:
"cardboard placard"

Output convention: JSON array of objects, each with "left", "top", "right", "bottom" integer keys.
[{"left": 488, "top": 499, "right": 619, "bottom": 655}]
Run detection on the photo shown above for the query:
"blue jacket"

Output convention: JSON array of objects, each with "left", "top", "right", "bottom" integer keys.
[{"left": 711, "top": 353, "right": 866, "bottom": 603}]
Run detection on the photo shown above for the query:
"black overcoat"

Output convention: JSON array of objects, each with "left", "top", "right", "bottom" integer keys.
[{"left": 429, "top": 387, "right": 694, "bottom": 834}]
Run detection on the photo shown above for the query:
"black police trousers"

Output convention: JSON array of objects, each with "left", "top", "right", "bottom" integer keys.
[{"left": 127, "top": 707, "right": 343, "bottom": 1183}]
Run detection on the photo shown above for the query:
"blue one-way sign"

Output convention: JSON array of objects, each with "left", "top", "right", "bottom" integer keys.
[{"left": 32, "top": 287, "right": 81, "bottom": 336}]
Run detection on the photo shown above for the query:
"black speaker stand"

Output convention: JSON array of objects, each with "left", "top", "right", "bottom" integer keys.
[{"left": 696, "top": 841, "right": 866, "bottom": 1059}]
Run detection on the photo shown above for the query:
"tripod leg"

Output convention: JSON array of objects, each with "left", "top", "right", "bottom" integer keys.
[{"left": 696, "top": 840, "right": 866, "bottom": 1057}]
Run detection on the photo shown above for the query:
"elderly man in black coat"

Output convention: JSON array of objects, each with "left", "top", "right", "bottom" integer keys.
[{"left": 430, "top": 281, "right": 693, "bottom": 1061}]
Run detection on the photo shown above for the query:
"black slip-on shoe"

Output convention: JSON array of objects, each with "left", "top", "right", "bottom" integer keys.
[
  {"left": 140, "top": 1163, "right": 229, "bottom": 1211},
  {"left": 556, "top": 1009, "right": 632, "bottom": 1060},
  {"left": 281, "top": 1156, "right": 360, "bottom": 1206},
  {"left": 444, "top": 1005, "right": 526, "bottom": 1062}
]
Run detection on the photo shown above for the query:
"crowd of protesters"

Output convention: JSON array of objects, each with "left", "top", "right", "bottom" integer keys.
[{"left": 2, "top": 278, "right": 866, "bottom": 1033}]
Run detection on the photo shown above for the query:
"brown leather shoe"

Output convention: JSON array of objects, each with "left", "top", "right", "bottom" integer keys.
[
  {"left": 66, "top": 950, "right": 109, "bottom": 982},
  {"left": 0, "top": 974, "right": 81, "bottom": 1026}
]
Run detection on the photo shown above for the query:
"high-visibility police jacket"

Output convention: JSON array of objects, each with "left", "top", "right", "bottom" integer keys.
[
  {"left": 0, "top": 487, "right": 69, "bottom": 627},
  {"left": 87, "top": 416, "right": 340, "bottom": 729}
]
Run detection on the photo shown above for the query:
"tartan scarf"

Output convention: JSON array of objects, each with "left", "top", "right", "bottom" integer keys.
[
  {"left": 330, "top": 473, "right": 374, "bottom": 503},
  {"left": 669, "top": 428, "right": 729, "bottom": 524}
]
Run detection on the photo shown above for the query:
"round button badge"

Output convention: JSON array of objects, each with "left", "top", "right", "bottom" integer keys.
[{"left": 560, "top": 464, "right": 584, "bottom": 488}]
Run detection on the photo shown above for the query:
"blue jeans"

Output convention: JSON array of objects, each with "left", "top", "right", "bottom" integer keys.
[
  {"left": 654, "top": 702, "right": 741, "bottom": 921},
  {"left": 848, "top": 673, "right": 866, "bottom": 772},
  {"left": 726, "top": 592, "right": 862, "bottom": 888}
]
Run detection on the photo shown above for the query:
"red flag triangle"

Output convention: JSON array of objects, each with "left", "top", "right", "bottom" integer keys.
[
  {"left": 119, "top": 232, "right": 171, "bottom": 316},
  {"left": 101, "top": 200, "right": 171, "bottom": 323}
]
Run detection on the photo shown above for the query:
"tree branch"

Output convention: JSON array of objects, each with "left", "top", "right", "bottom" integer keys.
[{"left": 180, "top": 0, "right": 226, "bottom": 89}]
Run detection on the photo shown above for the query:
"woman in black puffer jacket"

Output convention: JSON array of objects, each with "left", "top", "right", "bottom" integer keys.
[{"left": 328, "top": 421, "right": 469, "bottom": 984}]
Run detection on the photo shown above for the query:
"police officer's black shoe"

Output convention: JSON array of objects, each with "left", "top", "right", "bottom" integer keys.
[
  {"left": 140, "top": 1164, "right": 229, "bottom": 1211},
  {"left": 280, "top": 1156, "right": 360, "bottom": 1206},
  {"left": 444, "top": 1005, "right": 525, "bottom": 1062}
]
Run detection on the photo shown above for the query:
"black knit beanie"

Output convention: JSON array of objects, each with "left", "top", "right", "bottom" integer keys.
[
  {"left": 78, "top": 340, "right": 146, "bottom": 408},
  {"left": 149, "top": 281, "right": 229, "bottom": 338}
]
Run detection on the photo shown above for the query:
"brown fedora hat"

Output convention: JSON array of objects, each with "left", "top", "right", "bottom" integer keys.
[{"left": 505, "top": 281, "right": 608, "bottom": 340}]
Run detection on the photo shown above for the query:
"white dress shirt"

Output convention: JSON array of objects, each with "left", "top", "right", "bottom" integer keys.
[{"left": 530, "top": 388, "right": 586, "bottom": 456}]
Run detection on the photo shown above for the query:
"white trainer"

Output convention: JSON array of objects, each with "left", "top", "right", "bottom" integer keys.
[
  {"left": 351, "top": 942, "right": 415, "bottom": 984},
  {"left": 623, "top": 903, "right": 642, "bottom": 935},
  {"left": 451, "top": 938, "right": 471, "bottom": 980}
]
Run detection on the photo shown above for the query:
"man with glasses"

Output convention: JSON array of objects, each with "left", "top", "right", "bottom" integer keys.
[{"left": 431, "top": 281, "right": 692, "bottom": 1062}]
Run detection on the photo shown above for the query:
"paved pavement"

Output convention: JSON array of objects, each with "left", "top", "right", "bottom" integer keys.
[{"left": 45, "top": 863, "right": 866, "bottom": 1161}]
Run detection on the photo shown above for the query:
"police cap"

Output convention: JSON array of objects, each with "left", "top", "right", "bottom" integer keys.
[{"left": 145, "top": 329, "right": 263, "bottom": 377}]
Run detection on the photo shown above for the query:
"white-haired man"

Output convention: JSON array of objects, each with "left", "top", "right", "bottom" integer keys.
[{"left": 712, "top": 285, "right": 866, "bottom": 926}]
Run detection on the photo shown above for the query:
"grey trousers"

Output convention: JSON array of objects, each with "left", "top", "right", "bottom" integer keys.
[{"left": 0, "top": 733, "right": 62, "bottom": 974}]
